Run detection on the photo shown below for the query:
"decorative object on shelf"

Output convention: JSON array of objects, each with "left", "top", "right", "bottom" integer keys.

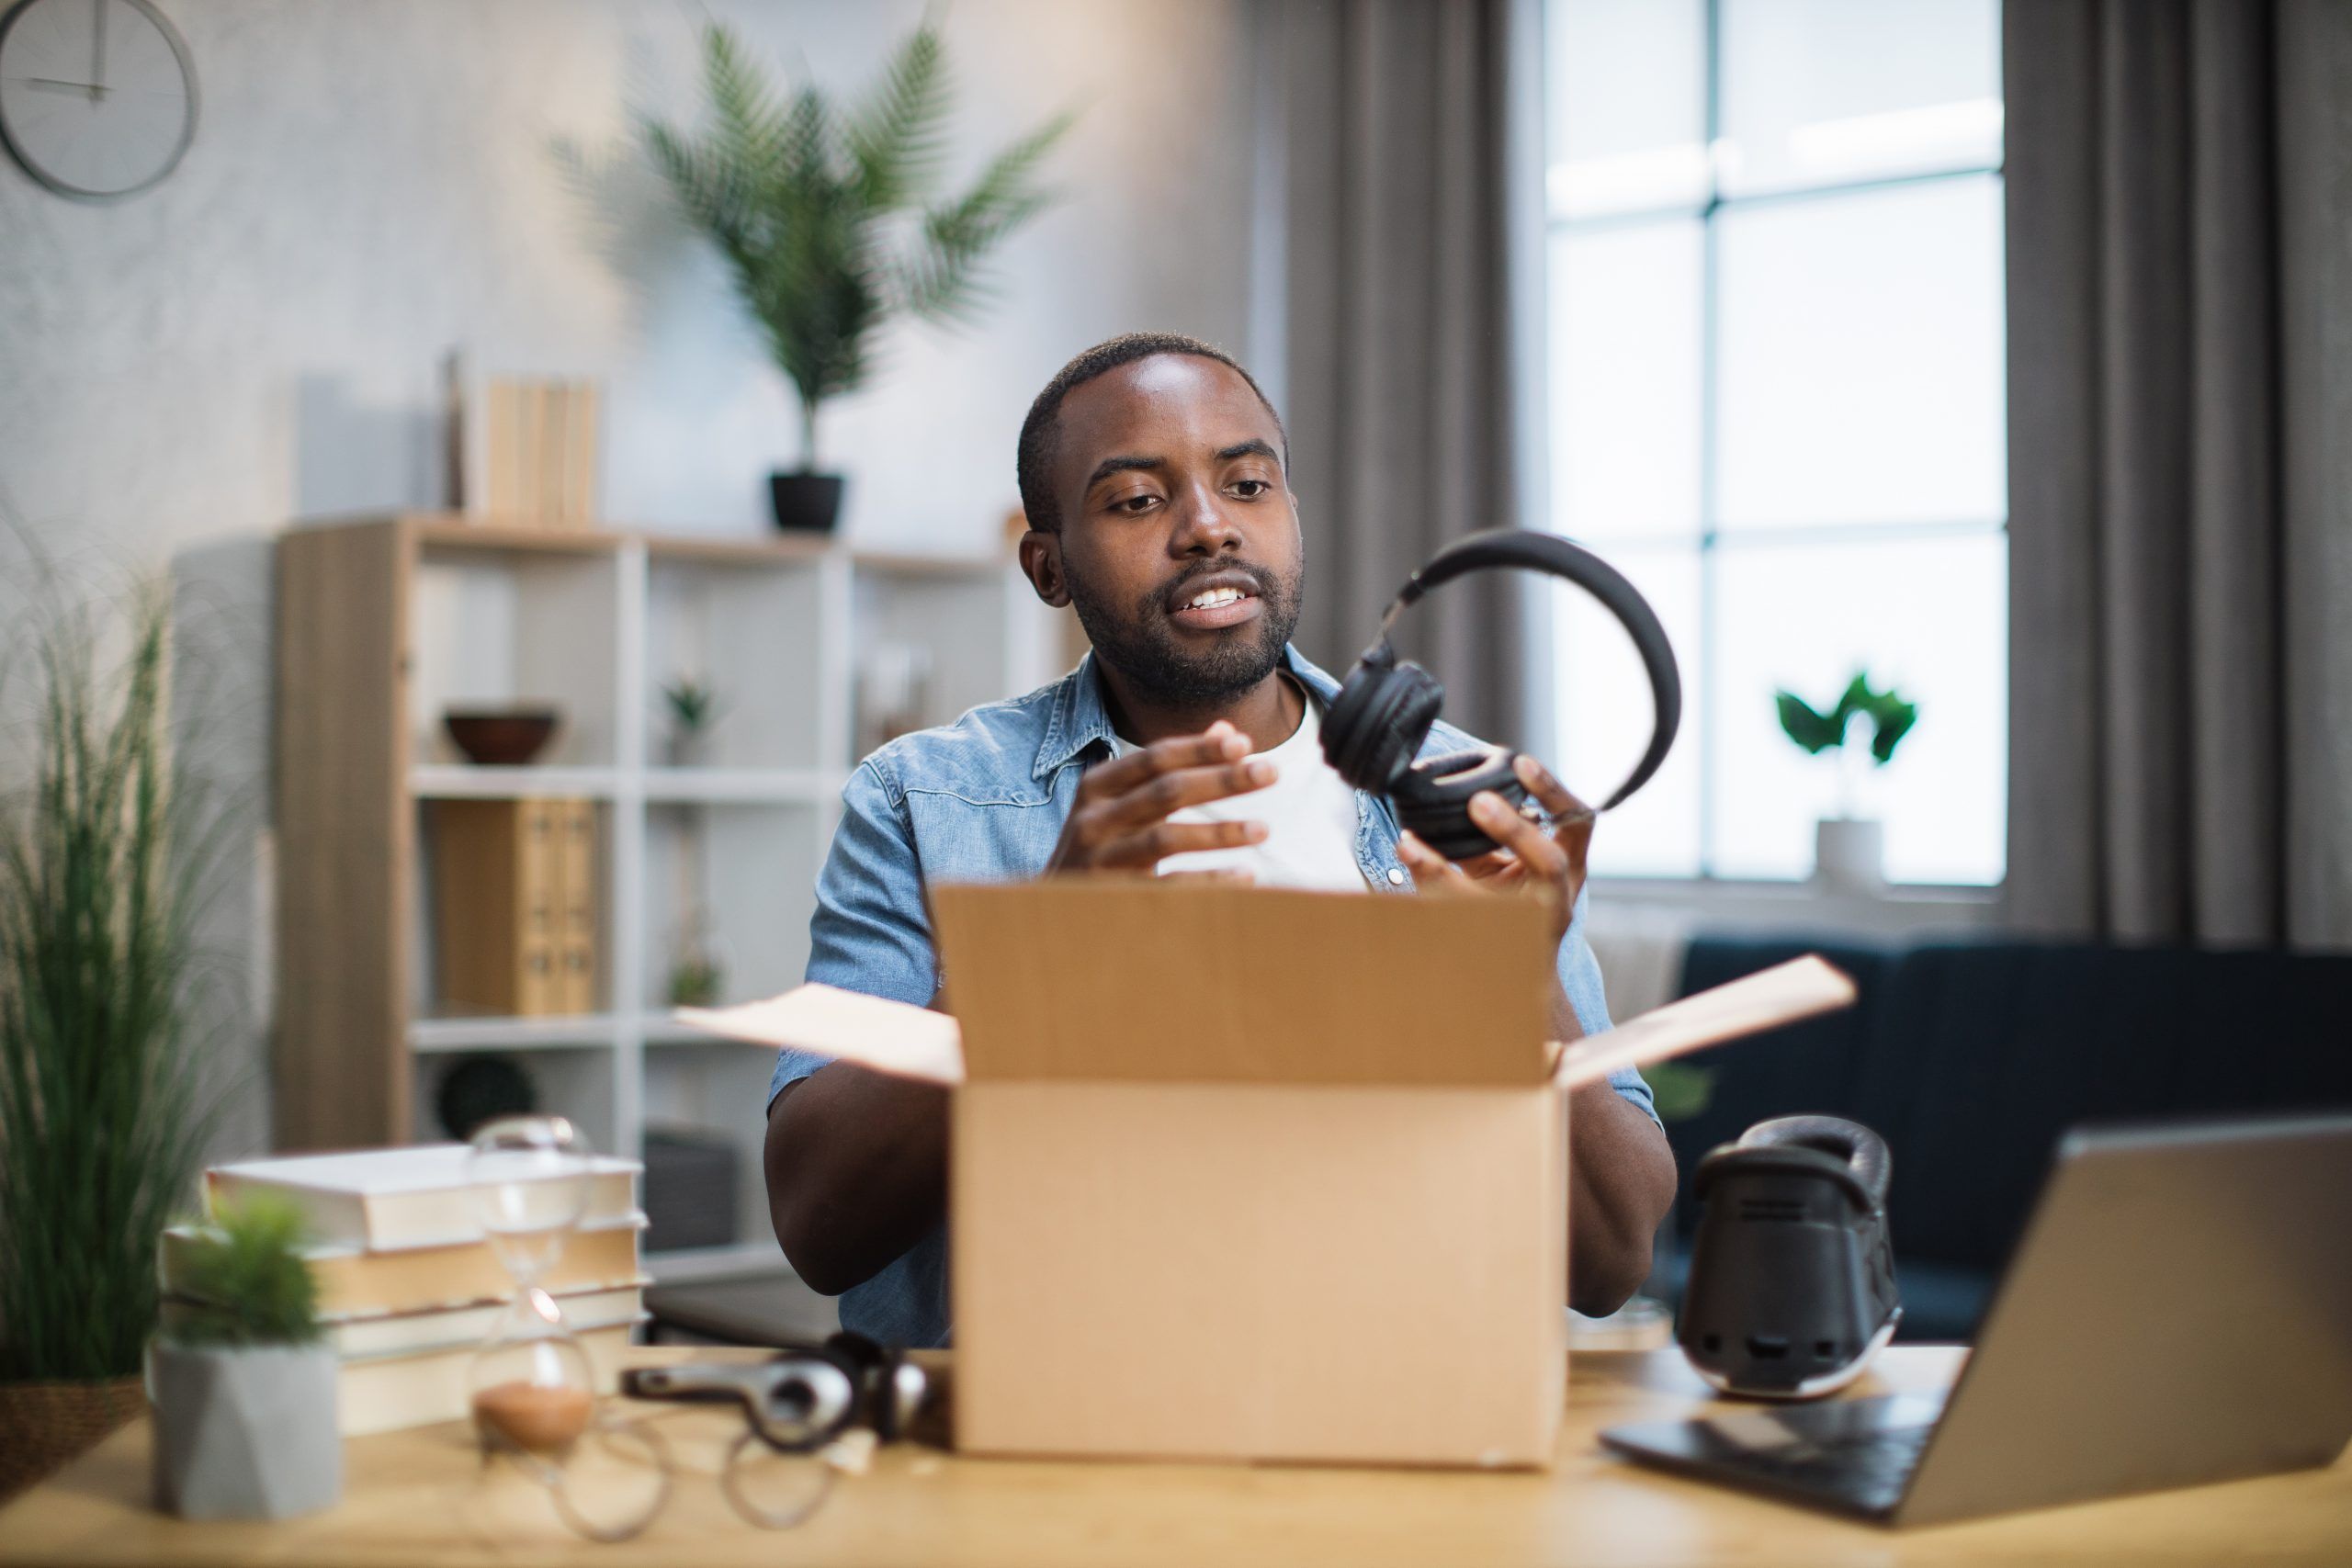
[
  {"left": 0, "top": 573, "right": 212, "bottom": 1502},
  {"left": 430, "top": 797, "right": 597, "bottom": 1017},
  {"left": 148, "top": 1196, "right": 340, "bottom": 1520},
  {"left": 661, "top": 675, "right": 724, "bottom": 767},
  {"left": 666, "top": 913, "right": 728, "bottom": 1010},
  {"left": 442, "top": 706, "right": 561, "bottom": 767},
  {"left": 468, "top": 1117, "right": 670, "bottom": 1542},
  {"left": 639, "top": 21, "right": 1073, "bottom": 532},
  {"left": 0, "top": 0, "right": 196, "bottom": 201},
  {"left": 1774, "top": 671, "right": 1918, "bottom": 893},
  {"left": 480, "top": 375, "right": 601, "bottom": 529},
  {"left": 858, "top": 639, "right": 933, "bottom": 755},
  {"left": 434, "top": 1055, "right": 540, "bottom": 1142},
  {"left": 641, "top": 1126, "right": 741, "bottom": 1254}
]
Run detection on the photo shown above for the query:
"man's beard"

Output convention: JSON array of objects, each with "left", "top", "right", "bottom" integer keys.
[{"left": 1065, "top": 555, "right": 1305, "bottom": 708}]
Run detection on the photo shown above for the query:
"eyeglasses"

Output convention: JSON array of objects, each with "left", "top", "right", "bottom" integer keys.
[{"left": 478, "top": 1338, "right": 930, "bottom": 1542}]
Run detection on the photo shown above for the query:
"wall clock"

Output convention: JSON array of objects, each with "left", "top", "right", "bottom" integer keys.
[{"left": 0, "top": 0, "right": 194, "bottom": 200}]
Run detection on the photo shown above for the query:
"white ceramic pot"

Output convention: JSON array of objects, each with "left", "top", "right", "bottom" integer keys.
[
  {"left": 148, "top": 1342, "right": 340, "bottom": 1520},
  {"left": 1814, "top": 817, "right": 1886, "bottom": 893}
]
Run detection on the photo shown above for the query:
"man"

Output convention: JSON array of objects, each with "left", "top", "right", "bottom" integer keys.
[{"left": 764, "top": 332, "right": 1677, "bottom": 1348}]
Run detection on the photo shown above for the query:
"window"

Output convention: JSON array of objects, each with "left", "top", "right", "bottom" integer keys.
[{"left": 1543, "top": 0, "right": 2007, "bottom": 886}]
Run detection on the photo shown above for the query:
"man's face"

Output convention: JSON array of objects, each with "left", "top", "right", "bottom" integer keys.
[{"left": 1043, "top": 355, "right": 1305, "bottom": 706}]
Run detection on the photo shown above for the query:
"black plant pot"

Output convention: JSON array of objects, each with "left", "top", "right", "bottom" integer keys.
[{"left": 771, "top": 471, "right": 846, "bottom": 533}]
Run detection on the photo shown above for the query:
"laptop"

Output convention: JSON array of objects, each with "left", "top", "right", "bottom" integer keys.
[{"left": 1600, "top": 1113, "right": 2352, "bottom": 1527}]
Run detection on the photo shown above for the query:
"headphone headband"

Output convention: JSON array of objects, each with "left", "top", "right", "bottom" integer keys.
[{"left": 1379, "top": 529, "right": 1681, "bottom": 812}]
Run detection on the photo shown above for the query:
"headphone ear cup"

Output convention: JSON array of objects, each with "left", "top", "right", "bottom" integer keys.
[
  {"left": 1323, "top": 660, "right": 1443, "bottom": 792},
  {"left": 1739, "top": 1115, "right": 1893, "bottom": 1209},
  {"left": 1392, "top": 747, "right": 1531, "bottom": 861}
]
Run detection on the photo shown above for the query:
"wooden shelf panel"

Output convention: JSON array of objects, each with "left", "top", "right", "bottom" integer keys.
[
  {"left": 412, "top": 764, "right": 624, "bottom": 798},
  {"left": 641, "top": 768, "right": 840, "bottom": 805}
]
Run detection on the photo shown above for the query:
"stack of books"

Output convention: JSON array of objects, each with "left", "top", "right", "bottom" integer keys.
[{"left": 162, "top": 1145, "right": 648, "bottom": 1436}]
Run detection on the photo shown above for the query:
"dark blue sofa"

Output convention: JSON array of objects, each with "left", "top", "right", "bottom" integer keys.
[{"left": 1646, "top": 935, "right": 2352, "bottom": 1340}]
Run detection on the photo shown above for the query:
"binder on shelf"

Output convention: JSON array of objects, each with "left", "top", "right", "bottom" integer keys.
[
  {"left": 431, "top": 796, "right": 594, "bottom": 1018},
  {"left": 558, "top": 798, "right": 598, "bottom": 1014}
]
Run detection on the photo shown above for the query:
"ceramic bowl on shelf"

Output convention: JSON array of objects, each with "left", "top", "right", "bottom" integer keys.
[{"left": 443, "top": 708, "right": 560, "bottom": 767}]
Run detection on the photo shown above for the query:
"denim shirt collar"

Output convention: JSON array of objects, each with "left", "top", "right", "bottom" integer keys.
[{"left": 1031, "top": 644, "right": 1346, "bottom": 781}]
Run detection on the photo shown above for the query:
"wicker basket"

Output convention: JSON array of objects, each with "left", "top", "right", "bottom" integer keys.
[{"left": 0, "top": 1377, "right": 148, "bottom": 1504}]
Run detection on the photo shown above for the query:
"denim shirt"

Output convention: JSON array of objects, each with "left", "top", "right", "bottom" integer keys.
[{"left": 768, "top": 645, "right": 1657, "bottom": 1348}]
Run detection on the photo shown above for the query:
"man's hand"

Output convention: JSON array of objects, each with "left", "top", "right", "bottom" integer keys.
[
  {"left": 1394, "top": 754, "right": 1595, "bottom": 944},
  {"left": 1046, "top": 719, "right": 1275, "bottom": 879}
]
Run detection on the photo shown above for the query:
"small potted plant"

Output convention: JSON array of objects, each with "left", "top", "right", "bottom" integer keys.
[
  {"left": 661, "top": 676, "right": 722, "bottom": 767},
  {"left": 640, "top": 22, "right": 1072, "bottom": 532},
  {"left": 1775, "top": 671, "right": 1917, "bottom": 891},
  {"left": 149, "top": 1196, "right": 340, "bottom": 1520}
]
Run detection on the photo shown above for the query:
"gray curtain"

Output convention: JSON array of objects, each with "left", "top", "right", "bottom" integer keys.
[
  {"left": 2006, "top": 0, "right": 2352, "bottom": 947},
  {"left": 1271, "top": 0, "right": 1539, "bottom": 742}
]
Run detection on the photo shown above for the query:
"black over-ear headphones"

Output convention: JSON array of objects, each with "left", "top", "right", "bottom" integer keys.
[
  {"left": 621, "top": 1332, "right": 927, "bottom": 1451},
  {"left": 1320, "top": 528, "right": 1682, "bottom": 860},
  {"left": 1678, "top": 1115, "right": 1903, "bottom": 1400}
]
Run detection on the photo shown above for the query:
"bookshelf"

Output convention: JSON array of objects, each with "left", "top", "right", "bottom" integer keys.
[{"left": 276, "top": 513, "right": 1067, "bottom": 1279}]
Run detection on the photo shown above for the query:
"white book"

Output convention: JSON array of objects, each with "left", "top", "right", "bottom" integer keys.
[
  {"left": 205, "top": 1145, "right": 642, "bottom": 1253},
  {"left": 163, "top": 1280, "right": 650, "bottom": 1360}
]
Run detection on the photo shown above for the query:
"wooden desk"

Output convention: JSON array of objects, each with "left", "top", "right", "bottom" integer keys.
[{"left": 3, "top": 1346, "right": 2346, "bottom": 1566}]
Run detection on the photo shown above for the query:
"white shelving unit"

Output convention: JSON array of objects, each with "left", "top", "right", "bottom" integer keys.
[{"left": 277, "top": 514, "right": 1068, "bottom": 1280}]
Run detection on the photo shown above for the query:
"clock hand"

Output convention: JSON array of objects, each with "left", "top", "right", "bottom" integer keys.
[
  {"left": 91, "top": 0, "right": 107, "bottom": 100},
  {"left": 17, "top": 75, "right": 107, "bottom": 96}
]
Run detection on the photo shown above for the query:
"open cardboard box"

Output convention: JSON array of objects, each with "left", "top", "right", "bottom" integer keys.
[{"left": 684, "top": 881, "right": 1853, "bottom": 1469}]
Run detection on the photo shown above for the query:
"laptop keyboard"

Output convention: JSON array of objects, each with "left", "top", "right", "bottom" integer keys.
[{"left": 1734, "top": 1421, "right": 1934, "bottom": 1512}]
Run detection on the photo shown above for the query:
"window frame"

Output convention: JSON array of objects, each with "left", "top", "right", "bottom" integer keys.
[{"left": 1545, "top": 0, "right": 2008, "bottom": 887}]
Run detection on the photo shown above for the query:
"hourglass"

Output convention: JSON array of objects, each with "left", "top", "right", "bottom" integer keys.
[
  {"left": 465, "top": 1116, "right": 670, "bottom": 1541},
  {"left": 467, "top": 1115, "right": 599, "bottom": 1455}
]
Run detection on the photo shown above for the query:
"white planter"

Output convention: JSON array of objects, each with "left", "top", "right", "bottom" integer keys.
[
  {"left": 148, "top": 1342, "right": 341, "bottom": 1520},
  {"left": 1814, "top": 817, "right": 1886, "bottom": 893}
]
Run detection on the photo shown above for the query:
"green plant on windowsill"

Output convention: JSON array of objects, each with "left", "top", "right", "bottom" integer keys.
[
  {"left": 1775, "top": 671, "right": 1918, "bottom": 889},
  {"left": 1775, "top": 670, "right": 1919, "bottom": 796}
]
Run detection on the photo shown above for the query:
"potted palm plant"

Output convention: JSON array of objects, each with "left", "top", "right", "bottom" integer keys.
[
  {"left": 641, "top": 21, "right": 1072, "bottom": 532},
  {"left": 0, "top": 579, "right": 215, "bottom": 1502},
  {"left": 1775, "top": 671, "right": 1918, "bottom": 891},
  {"left": 149, "top": 1196, "right": 340, "bottom": 1519}
]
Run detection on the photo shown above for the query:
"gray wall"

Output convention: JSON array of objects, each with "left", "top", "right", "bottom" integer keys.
[
  {"left": 0, "top": 0, "right": 1257, "bottom": 1159},
  {"left": 0, "top": 0, "right": 1255, "bottom": 559}
]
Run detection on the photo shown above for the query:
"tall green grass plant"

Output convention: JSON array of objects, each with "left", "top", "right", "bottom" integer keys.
[{"left": 0, "top": 579, "right": 214, "bottom": 1382}]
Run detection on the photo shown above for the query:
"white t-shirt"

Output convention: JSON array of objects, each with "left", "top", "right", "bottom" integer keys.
[{"left": 1110, "top": 685, "right": 1369, "bottom": 892}]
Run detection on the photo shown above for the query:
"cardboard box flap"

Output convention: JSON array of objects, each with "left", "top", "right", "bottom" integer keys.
[
  {"left": 676, "top": 985, "right": 967, "bottom": 1085},
  {"left": 1548, "top": 955, "right": 1857, "bottom": 1090},
  {"left": 674, "top": 908, "right": 1859, "bottom": 1094},
  {"left": 929, "top": 882, "right": 1555, "bottom": 1086}
]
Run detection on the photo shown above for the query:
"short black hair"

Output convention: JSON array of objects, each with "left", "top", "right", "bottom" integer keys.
[{"left": 1015, "top": 332, "right": 1287, "bottom": 533}]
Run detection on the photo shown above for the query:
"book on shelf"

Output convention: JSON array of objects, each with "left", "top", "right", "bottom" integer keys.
[
  {"left": 205, "top": 1143, "right": 639, "bottom": 1251},
  {"left": 478, "top": 374, "right": 600, "bottom": 530},
  {"left": 161, "top": 1214, "right": 649, "bottom": 1320}
]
